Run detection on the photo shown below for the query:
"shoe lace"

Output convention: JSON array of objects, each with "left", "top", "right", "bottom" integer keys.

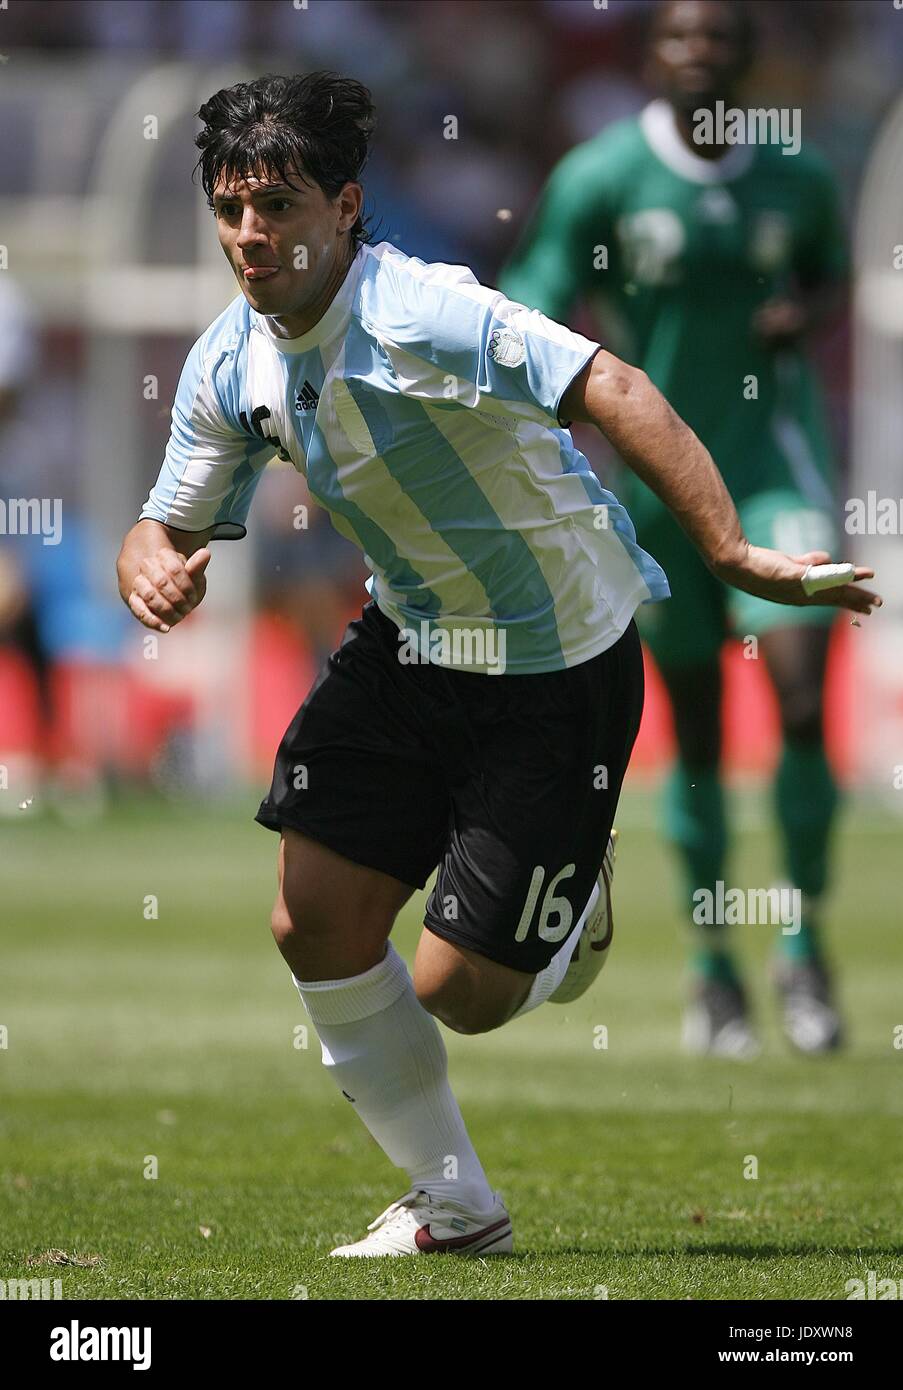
[{"left": 366, "top": 1189, "right": 428, "bottom": 1233}]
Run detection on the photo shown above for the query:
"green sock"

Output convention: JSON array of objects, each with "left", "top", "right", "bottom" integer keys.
[
  {"left": 780, "top": 914, "right": 822, "bottom": 963},
  {"left": 665, "top": 763, "right": 737, "bottom": 984},
  {"left": 690, "top": 940, "right": 741, "bottom": 985},
  {"left": 773, "top": 739, "right": 839, "bottom": 963}
]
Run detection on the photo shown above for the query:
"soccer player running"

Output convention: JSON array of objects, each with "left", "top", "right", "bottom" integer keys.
[
  {"left": 117, "top": 72, "right": 879, "bottom": 1256},
  {"left": 500, "top": 0, "right": 855, "bottom": 1058}
]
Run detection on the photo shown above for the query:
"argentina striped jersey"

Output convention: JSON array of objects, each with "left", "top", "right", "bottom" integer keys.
[{"left": 139, "top": 240, "right": 670, "bottom": 673}]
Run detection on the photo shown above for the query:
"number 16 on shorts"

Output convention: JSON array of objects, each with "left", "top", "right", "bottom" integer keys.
[{"left": 514, "top": 863, "right": 577, "bottom": 944}]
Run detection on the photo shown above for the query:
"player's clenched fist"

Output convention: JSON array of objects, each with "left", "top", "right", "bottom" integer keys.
[{"left": 125, "top": 546, "right": 211, "bottom": 633}]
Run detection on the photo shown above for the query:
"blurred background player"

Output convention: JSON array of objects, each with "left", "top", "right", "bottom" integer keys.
[{"left": 499, "top": 0, "right": 849, "bottom": 1057}]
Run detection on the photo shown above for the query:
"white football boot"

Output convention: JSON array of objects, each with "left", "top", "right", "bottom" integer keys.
[
  {"left": 682, "top": 978, "right": 761, "bottom": 1060},
  {"left": 774, "top": 958, "right": 843, "bottom": 1054},
  {"left": 329, "top": 1188, "right": 513, "bottom": 1257},
  {"left": 772, "top": 893, "right": 843, "bottom": 1054},
  {"left": 548, "top": 831, "right": 617, "bottom": 1005}
]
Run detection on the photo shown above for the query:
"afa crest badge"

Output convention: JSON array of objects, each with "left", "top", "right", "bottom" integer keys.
[{"left": 488, "top": 327, "right": 526, "bottom": 368}]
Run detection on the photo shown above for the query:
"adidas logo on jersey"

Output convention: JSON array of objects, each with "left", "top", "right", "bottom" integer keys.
[{"left": 295, "top": 381, "right": 320, "bottom": 413}]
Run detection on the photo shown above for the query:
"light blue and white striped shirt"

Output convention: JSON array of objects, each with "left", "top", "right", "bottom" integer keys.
[{"left": 140, "top": 240, "right": 669, "bottom": 673}]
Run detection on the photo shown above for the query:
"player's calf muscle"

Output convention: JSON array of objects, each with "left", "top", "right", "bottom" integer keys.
[{"left": 414, "top": 935, "right": 531, "bottom": 1034}]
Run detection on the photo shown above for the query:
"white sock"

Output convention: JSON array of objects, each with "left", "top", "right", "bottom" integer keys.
[
  {"left": 293, "top": 942, "right": 496, "bottom": 1215},
  {"left": 511, "top": 880, "right": 600, "bottom": 1019}
]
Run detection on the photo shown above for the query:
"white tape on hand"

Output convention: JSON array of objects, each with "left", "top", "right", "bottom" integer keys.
[{"left": 801, "top": 562, "right": 856, "bottom": 596}]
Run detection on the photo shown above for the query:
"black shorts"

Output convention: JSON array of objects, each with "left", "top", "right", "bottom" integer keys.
[{"left": 256, "top": 601, "right": 645, "bottom": 973}]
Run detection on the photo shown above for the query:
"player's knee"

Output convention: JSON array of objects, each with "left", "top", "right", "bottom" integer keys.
[
  {"left": 270, "top": 896, "right": 296, "bottom": 950},
  {"left": 270, "top": 886, "right": 333, "bottom": 949},
  {"left": 777, "top": 687, "right": 823, "bottom": 742}
]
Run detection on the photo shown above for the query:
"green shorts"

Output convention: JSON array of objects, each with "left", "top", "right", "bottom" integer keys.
[{"left": 630, "top": 487, "right": 838, "bottom": 670}]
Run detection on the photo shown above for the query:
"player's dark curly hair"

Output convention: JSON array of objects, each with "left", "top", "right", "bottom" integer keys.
[{"left": 194, "top": 72, "right": 377, "bottom": 250}]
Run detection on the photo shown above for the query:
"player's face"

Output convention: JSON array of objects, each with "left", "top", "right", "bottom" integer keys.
[
  {"left": 649, "top": 0, "right": 749, "bottom": 110},
  {"left": 212, "top": 164, "right": 362, "bottom": 318}
]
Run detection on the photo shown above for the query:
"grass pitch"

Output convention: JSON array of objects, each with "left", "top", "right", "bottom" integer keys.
[{"left": 1, "top": 788, "right": 901, "bottom": 1299}]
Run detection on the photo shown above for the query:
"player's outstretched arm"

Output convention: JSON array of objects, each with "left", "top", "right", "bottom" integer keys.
[
  {"left": 561, "top": 350, "right": 882, "bottom": 617},
  {"left": 116, "top": 519, "right": 213, "bottom": 633}
]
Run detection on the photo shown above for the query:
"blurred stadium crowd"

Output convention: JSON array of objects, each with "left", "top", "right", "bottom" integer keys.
[{"left": 1, "top": 0, "right": 901, "bottom": 806}]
